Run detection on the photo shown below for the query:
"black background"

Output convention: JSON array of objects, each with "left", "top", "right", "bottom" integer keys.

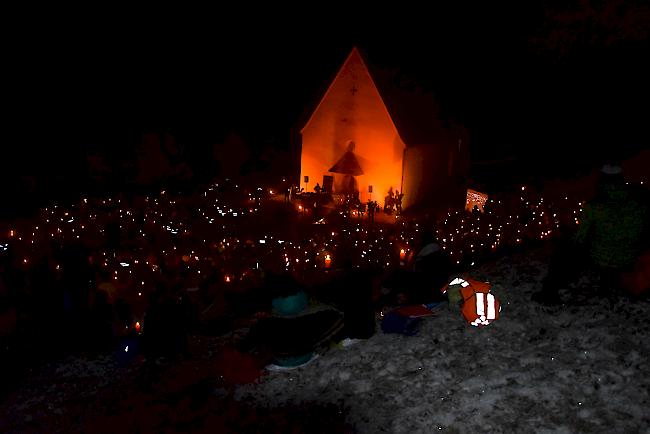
[{"left": 4, "top": 2, "right": 649, "bottom": 188}]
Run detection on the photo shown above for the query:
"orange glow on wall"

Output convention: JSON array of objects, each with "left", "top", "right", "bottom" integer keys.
[
  {"left": 298, "top": 47, "right": 470, "bottom": 212},
  {"left": 300, "top": 47, "right": 405, "bottom": 204}
]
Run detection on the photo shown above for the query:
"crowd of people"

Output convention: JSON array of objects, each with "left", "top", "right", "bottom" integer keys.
[{"left": 0, "top": 168, "right": 647, "bottom": 374}]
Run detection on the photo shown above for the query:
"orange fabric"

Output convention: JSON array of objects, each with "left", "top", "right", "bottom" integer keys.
[{"left": 442, "top": 277, "right": 501, "bottom": 326}]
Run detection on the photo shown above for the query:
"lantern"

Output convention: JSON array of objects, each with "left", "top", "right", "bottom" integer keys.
[{"left": 225, "top": 275, "right": 231, "bottom": 283}]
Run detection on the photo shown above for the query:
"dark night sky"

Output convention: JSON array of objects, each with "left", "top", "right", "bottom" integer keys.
[{"left": 5, "top": 2, "right": 650, "bottom": 179}]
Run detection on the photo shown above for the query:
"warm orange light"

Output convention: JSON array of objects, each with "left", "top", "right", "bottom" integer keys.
[
  {"left": 225, "top": 275, "right": 231, "bottom": 283},
  {"left": 465, "top": 189, "right": 488, "bottom": 212},
  {"left": 324, "top": 254, "right": 332, "bottom": 268},
  {"left": 299, "top": 48, "right": 405, "bottom": 206},
  {"left": 9, "top": 230, "right": 15, "bottom": 237},
  {"left": 135, "top": 322, "right": 141, "bottom": 332},
  {"left": 400, "top": 248, "right": 406, "bottom": 261}
]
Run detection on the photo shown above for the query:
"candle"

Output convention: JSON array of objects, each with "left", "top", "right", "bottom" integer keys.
[
  {"left": 400, "top": 248, "right": 406, "bottom": 261},
  {"left": 324, "top": 254, "right": 331, "bottom": 269}
]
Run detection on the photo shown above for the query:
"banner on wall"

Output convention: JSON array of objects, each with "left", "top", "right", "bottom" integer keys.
[{"left": 465, "top": 189, "right": 488, "bottom": 212}]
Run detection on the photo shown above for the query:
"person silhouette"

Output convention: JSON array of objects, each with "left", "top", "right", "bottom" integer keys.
[
  {"left": 367, "top": 199, "right": 375, "bottom": 223},
  {"left": 396, "top": 190, "right": 404, "bottom": 214},
  {"left": 532, "top": 163, "right": 649, "bottom": 305}
]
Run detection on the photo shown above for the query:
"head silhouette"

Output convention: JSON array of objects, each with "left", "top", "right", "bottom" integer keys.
[{"left": 420, "top": 229, "right": 436, "bottom": 247}]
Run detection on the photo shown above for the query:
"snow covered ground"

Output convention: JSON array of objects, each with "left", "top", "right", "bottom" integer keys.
[
  {"left": 236, "top": 248, "right": 650, "bottom": 433},
  {"left": 1, "top": 246, "right": 649, "bottom": 433}
]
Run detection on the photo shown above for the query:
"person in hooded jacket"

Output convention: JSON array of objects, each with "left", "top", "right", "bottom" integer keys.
[{"left": 533, "top": 164, "right": 649, "bottom": 305}]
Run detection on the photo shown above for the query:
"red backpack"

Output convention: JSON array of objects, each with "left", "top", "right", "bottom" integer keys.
[{"left": 442, "top": 277, "right": 501, "bottom": 327}]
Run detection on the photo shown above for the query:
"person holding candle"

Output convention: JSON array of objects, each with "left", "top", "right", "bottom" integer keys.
[
  {"left": 322, "top": 252, "right": 378, "bottom": 341},
  {"left": 380, "top": 230, "right": 450, "bottom": 307}
]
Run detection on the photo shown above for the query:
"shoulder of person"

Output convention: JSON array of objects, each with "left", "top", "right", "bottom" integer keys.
[{"left": 417, "top": 243, "right": 440, "bottom": 257}]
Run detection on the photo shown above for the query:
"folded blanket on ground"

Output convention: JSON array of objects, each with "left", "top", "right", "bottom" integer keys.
[{"left": 381, "top": 302, "right": 444, "bottom": 335}]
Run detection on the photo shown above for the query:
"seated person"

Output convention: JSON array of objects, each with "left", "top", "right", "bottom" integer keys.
[
  {"left": 314, "top": 254, "right": 378, "bottom": 340},
  {"left": 238, "top": 273, "right": 343, "bottom": 368},
  {"left": 380, "top": 230, "right": 450, "bottom": 308}
]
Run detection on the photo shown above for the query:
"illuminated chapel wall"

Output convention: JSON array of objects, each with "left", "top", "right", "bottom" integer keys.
[{"left": 300, "top": 48, "right": 405, "bottom": 204}]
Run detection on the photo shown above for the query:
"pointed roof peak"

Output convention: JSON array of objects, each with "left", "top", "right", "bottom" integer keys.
[
  {"left": 297, "top": 46, "right": 460, "bottom": 146},
  {"left": 299, "top": 45, "right": 378, "bottom": 134},
  {"left": 343, "top": 45, "right": 365, "bottom": 64},
  {"left": 348, "top": 45, "right": 370, "bottom": 62}
]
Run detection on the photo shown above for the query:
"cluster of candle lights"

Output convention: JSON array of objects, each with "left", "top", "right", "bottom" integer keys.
[{"left": 1, "top": 181, "right": 644, "bottom": 310}]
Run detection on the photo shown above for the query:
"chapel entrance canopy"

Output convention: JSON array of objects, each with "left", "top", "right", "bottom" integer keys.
[{"left": 328, "top": 142, "right": 364, "bottom": 176}]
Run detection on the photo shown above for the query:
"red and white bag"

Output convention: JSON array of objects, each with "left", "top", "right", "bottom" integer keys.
[{"left": 442, "top": 277, "right": 501, "bottom": 327}]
